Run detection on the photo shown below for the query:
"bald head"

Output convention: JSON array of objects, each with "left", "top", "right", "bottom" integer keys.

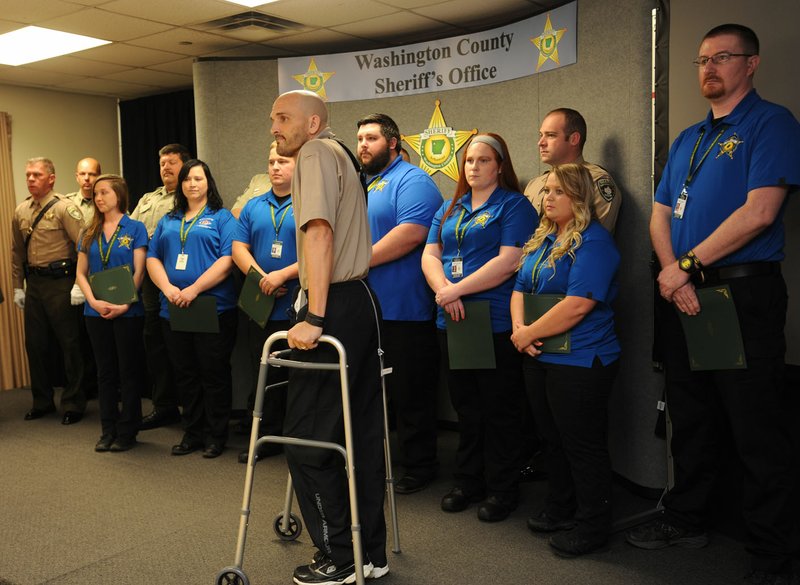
[
  {"left": 270, "top": 90, "right": 329, "bottom": 157},
  {"left": 75, "top": 157, "right": 102, "bottom": 199}
]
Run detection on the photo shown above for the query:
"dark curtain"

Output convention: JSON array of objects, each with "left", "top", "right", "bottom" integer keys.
[{"left": 119, "top": 89, "right": 197, "bottom": 211}]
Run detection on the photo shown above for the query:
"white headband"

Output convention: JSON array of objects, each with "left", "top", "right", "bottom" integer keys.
[{"left": 470, "top": 135, "right": 504, "bottom": 160}]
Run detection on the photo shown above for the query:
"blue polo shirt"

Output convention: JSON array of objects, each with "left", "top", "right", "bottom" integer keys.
[
  {"left": 514, "top": 222, "right": 620, "bottom": 367},
  {"left": 427, "top": 187, "right": 537, "bottom": 332},
  {"left": 147, "top": 207, "right": 238, "bottom": 318},
  {"left": 233, "top": 189, "right": 298, "bottom": 322},
  {"left": 367, "top": 156, "right": 442, "bottom": 321},
  {"left": 655, "top": 90, "right": 800, "bottom": 265},
  {"left": 78, "top": 214, "right": 148, "bottom": 318}
]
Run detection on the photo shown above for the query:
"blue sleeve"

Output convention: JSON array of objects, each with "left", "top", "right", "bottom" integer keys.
[
  {"left": 396, "top": 176, "right": 442, "bottom": 228},
  {"left": 747, "top": 107, "right": 800, "bottom": 191},
  {"left": 564, "top": 236, "right": 620, "bottom": 303},
  {"left": 217, "top": 209, "right": 235, "bottom": 256},
  {"left": 500, "top": 195, "right": 538, "bottom": 248},
  {"left": 133, "top": 220, "right": 148, "bottom": 249},
  {"left": 654, "top": 130, "right": 690, "bottom": 207},
  {"left": 426, "top": 201, "right": 447, "bottom": 245},
  {"left": 147, "top": 218, "right": 165, "bottom": 259},
  {"left": 514, "top": 254, "right": 535, "bottom": 293},
  {"left": 233, "top": 199, "right": 253, "bottom": 244}
]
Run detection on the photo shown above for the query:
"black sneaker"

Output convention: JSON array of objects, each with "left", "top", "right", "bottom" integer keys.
[
  {"left": 626, "top": 518, "right": 709, "bottom": 550},
  {"left": 94, "top": 434, "right": 115, "bottom": 452},
  {"left": 293, "top": 556, "right": 358, "bottom": 585},
  {"left": 308, "top": 551, "right": 379, "bottom": 581},
  {"left": 549, "top": 527, "right": 608, "bottom": 557}
]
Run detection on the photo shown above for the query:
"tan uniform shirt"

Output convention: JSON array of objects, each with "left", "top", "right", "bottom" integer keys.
[
  {"left": 11, "top": 192, "right": 83, "bottom": 288},
  {"left": 130, "top": 185, "right": 175, "bottom": 238},
  {"left": 524, "top": 156, "right": 621, "bottom": 233},
  {"left": 231, "top": 174, "right": 271, "bottom": 215},
  {"left": 64, "top": 191, "right": 95, "bottom": 226},
  {"left": 293, "top": 128, "right": 371, "bottom": 289}
]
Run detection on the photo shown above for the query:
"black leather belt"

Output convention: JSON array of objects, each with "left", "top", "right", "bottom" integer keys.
[
  {"left": 694, "top": 261, "right": 780, "bottom": 285},
  {"left": 27, "top": 262, "right": 76, "bottom": 279}
]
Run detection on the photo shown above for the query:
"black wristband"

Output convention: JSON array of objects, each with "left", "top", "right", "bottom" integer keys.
[{"left": 305, "top": 311, "right": 325, "bottom": 328}]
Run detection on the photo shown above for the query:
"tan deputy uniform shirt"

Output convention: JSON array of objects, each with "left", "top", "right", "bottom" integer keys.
[
  {"left": 231, "top": 174, "right": 271, "bottom": 215},
  {"left": 11, "top": 192, "right": 83, "bottom": 288},
  {"left": 293, "top": 128, "right": 371, "bottom": 289},
  {"left": 64, "top": 191, "right": 95, "bottom": 226},
  {"left": 524, "top": 156, "right": 621, "bottom": 233},
  {"left": 130, "top": 185, "right": 175, "bottom": 238}
]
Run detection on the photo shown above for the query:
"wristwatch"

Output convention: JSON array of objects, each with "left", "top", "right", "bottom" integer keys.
[{"left": 678, "top": 250, "right": 702, "bottom": 274}]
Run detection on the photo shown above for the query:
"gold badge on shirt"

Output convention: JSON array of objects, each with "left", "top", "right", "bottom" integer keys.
[
  {"left": 716, "top": 133, "right": 743, "bottom": 159},
  {"left": 473, "top": 212, "right": 492, "bottom": 228},
  {"left": 118, "top": 234, "right": 133, "bottom": 249}
]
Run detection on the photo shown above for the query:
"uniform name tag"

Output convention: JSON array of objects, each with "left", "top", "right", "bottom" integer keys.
[
  {"left": 175, "top": 253, "right": 189, "bottom": 271},
  {"left": 674, "top": 186, "right": 688, "bottom": 220},
  {"left": 271, "top": 240, "right": 283, "bottom": 259},
  {"left": 451, "top": 257, "right": 464, "bottom": 279}
]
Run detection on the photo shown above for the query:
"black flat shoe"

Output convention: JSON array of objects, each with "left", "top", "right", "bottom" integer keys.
[
  {"left": 527, "top": 510, "right": 577, "bottom": 533},
  {"left": 24, "top": 405, "right": 56, "bottom": 420},
  {"left": 110, "top": 437, "right": 137, "bottom": 452},
  {"left": 477, "top": 495, "right": 518, "bottom": 523},
  {"left": 139, "top": 407, "right": 181, "bottom": 430},
  {"left": 202, "top": 444, "right": 224, "bottom": 459},
  {"left": 237, "top": 443, "right": 283, "bottom": 464},
  {"left": 549, "top": 528, "right": 608, "bottom": 557},
  {"left": 62, "top": 411, "right": 84, "bottom": 425},
  {"left": 441, "top": 487, "right": 485, "bottom": 513},
  {"left": 171, "top": 441, "right": 201, "bottom": 456},
  {"left": 395, "top": 475, "right": 433, "bottom": 495},
  {"left": 95, "top": 435, "right": 115, "bottom": 452}
]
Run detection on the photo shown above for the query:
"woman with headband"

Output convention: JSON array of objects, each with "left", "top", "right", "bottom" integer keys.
[{"left": 422, "top": 133, "right": 537, "bottom": 522}]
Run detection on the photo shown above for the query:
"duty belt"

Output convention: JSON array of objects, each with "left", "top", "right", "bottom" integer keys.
[{"left": 693, "top": 261, "right": 780, "bottom": 285}]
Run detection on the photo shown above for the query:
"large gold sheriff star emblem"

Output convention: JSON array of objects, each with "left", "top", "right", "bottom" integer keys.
[
  {"left": 531, "top": 13, "right": 567, "bottom": 72},
  {"left": 292, "top": 58, "right": 335, "bottom": 101},
  {"left": 401, "top": 100, "right": 477, "bottom": 182},
  {"left": 716, "top": 133, "right": 743, "bottom": 159}
]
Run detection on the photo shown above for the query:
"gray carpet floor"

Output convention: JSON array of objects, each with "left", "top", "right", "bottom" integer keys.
[{"left": 0, "top": 387, "right": 749, "bottom": 585}]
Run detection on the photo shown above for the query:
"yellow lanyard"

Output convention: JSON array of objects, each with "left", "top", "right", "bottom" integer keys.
[
  {"left": 98, "top": 225, "right": 121, "bottom": 269},
  {"left": 270, "top": 202, "right": 291, "bottom": 239},
  {"left": 685, "top": 125, "right": 728, "bottom": 187},
  {"left": 179, "top": 206, "right": 206, "bottom": 253}
]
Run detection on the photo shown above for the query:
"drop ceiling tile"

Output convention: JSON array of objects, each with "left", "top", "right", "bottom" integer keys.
[
  {"left": 102, "top": 0, "right": 243, "bottom": 27},
  {"left": 76, "top": 42, "right": 185, "bottom": 67},
  {"left": 332, "top": 11, "right": 457, "bottom": 41},
  {"left": 2, "top": 0, "right": 83, "bottom": 23},
  {"left": 147, "top": 57, "right": 195, "bottom": 76},
  {"left": 414, "top": 0, "right": 538, "bottom": 28},
  {"left": 0, "top": 65, "right": 85, "bottom": 86},
  {"left": 260, "top": 0, "right": 398, "bottom": 28},
  {"left": 40, "top": 8, "right": 172, "bottom": 41},
  {"left": 205, "top": 44, "right": 295, "bottom": 58},
  {"left": 128, "top": 27, "right": 247, "bottom": 56},
  {"left": 266, "top": 29, "right": 382, "bottom": 53},
  {"left": 102, "top": 67, "right": 192, "bottom": 87},
  {"left": 56, "top": 76, "right": 157, "bottom": 95},
  {"left": 23, "top": 55, "right": 134, "bottom": 76}
]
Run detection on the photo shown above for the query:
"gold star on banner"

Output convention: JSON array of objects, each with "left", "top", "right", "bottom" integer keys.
[
  {"left": 531, "top": 13, "right": 567, "bottom": 72},
  {"left": 292, "top": 58, "right": 335, "bottom": 100},
  {"left": 401, "top": 100, "right": 477, "bottom": 182}
]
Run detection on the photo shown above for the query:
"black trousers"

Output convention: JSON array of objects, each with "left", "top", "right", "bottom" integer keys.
[
  {"left": 85, "top": 316, "right": 144, "bottom": 441},
  {"left": 162, "top": 310, "right": 237, "bottom": 446},
  {"left": 246, "top": 318, "right": 289, "bottom": 435},
  {"left": 141, "top": 273, "right": 177, "bottom": 410},
  {"left": 283, "top": 281, "right": 386, "bottom": 567},
  {"left": 524, "top": 356, "right": 618, "bottom": 538},
  {"left": 382, "top": 320, "right": 439, "bottom": 479},
  {"left": 660, "top": 272, "right": 793, "bottom": 573},
  {"left": 438, "top": 330, "right": 525, "bottom": 498},
  {"left": 24, "top": 274, "right": 86, "bottom": 412}
]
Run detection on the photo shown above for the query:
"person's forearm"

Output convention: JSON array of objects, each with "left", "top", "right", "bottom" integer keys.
[
  {"left": 370, "top": 224, "right": 428, "bottom": 267},
  {"left": 450, "top": 247, "right": 521, "bottom": 297},
  {"left": 189, "top": 256, "right": 233, "bottom": 294},
  {"left": 146, "top": 257, "right": 173, "bottom": 293},
  {"left": 525, "top": 296, "right": 596, "bottom": 339},
  {"left": 304, "top": 221, "right": 334, "bottom": 317},
  {"left": 650, "top": 202, "right": 676, "bottom": 268}
]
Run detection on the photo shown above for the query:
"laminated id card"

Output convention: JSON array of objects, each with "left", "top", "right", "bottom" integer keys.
[
  {"left": 451, "top": 257, "right": 463, "bottom": 279},
  {"left": 674, "top": 187, "right": 688, "bottom": 219},
  {"left": 175, "top": 253, "right": 189, "bottom": 271},
  {"left": 271, "top": 240, "right": 283, "bottom": 259}
]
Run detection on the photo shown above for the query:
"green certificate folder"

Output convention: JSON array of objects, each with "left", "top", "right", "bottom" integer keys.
[
  {"left": 237, "top": 266, "right": 276, "bottom": 329},
  {"left": 445, "top": 300, "right": 496, "bottom": 370},
  {"left": 89, "top": 264, "right": 138, "bottom": 305},
  {"left": 678, "top": 284, "right": 746, "bottom": 371},
  {"left": 168, "top": 295, "right": 219, "bottom": 333},
  {"left": 522, "top": 293, "right": 571, "bottom": 354}
]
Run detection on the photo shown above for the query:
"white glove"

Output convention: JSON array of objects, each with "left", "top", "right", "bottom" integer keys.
[
  {"left": 14, "top": 288, "right": 25, "bottom": 309},
  {"left": 70, "top": 284, "right": 86, "bottom": 305}
]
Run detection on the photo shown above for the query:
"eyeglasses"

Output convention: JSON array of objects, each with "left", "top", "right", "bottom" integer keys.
[{"left": 692, "top": 52, "right": 753, "bottom": 67}]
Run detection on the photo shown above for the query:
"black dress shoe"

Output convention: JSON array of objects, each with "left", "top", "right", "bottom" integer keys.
[
  {"left": 549, "top": 528, "right": 608, "bottom": 557},
  {"left": 527, "top": 510, "right": 577, "bottom": 533},
  {"left": 477, "top": 495, "right": 518, "bottom": 523},
  {"left": 110, "top": 437, "right": 137, "bottom": 452},
  {"left": 237, "top": 443, "right": 283, "bottom": 464},
  {"left": 202, "top": 444, "right": 224, "bottom": 459},
  {"left": 24, "top": 406, "right": 56, "bottom": 420},
  {"left": 95, "top": 435, "right": 115, "bottom": 452},
  {"left": 441, "top": 487, "right": 485, "bottom": 513},
  {"left": 139, "top": 407, "right": 181, "bottom": 430},
  {"left": 62, "top": 411, "right": 84, "bottom": 425},
  {"left": 395, "top": 475, "right": 433, "bottom": 495},
  {"left": 171, "top": 441, "right": 201, "bottom": 456},
  {"left": 519, "top": 464, "right": 548, "bottom": 482}
]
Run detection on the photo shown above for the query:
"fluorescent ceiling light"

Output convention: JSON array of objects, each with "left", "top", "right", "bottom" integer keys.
[
  {"left": 223, "top": 0, "right": 279, "bottom": 7},
  {"left": 0, "top": 26, "right": 110, "bottom": 66}
]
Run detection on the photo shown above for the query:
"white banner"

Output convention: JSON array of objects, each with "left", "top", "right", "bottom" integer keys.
[{"left": 278, "top": 1, "right": 577, "bottom": 103}]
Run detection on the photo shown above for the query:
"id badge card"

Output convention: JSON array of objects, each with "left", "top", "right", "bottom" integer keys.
[
  {"left": 673, "top": 187, "right": 688, "bottom": 220},
  {"left": 175, "top": 253, "right": 189, "bottom": 271},
  {"left": 271, "top": 240, "right": 283, "bottom": 259},
  {"left": 451, "top": 256, "right": 463, "bottom": 279}
]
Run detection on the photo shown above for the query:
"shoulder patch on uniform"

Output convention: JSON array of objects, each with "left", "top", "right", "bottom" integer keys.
[
  {"left": 67, "top": 205, "right": 83, "bottom": 221},
  {"left": 596, "top": 177, "right": 616, "bottom": 202}
]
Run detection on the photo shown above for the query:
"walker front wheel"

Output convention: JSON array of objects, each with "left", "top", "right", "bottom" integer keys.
[
  {"left": 215, "top": 567, "right": 250, "bottom": 585},
  {"left": 273, "top": 512, "right": 303, "bottom": 541}
]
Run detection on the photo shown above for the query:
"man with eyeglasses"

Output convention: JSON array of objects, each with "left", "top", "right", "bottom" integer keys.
[{"left": 626, "top": 24, "right": 800, "bottom": 585}]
